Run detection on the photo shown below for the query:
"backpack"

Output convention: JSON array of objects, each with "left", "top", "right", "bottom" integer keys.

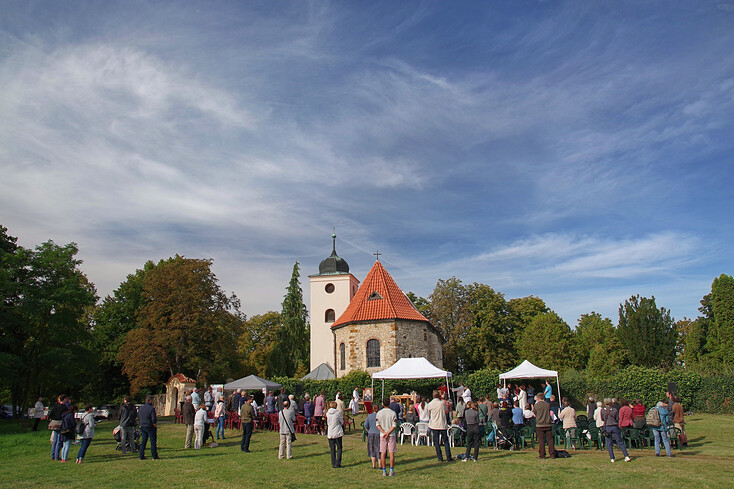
[
  {"left": 646, "top": 407, "right": 661, "bottom": 427},
  {"left": 556, "top": 450, "right": 571, "bottom": 458},
  {"left": 76, "top": 418, "right": 86, "bottom": 435}
]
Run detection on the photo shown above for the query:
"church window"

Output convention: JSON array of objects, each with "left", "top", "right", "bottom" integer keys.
[
  {"left": 325, "top": 283, "right": 335, "bottom": 293},
  {"left": 325, "top": 309, "right": 335, "bottom": 323},
  {"left": 340, "top": 343, "right": 346, "bottom": 370},
  {"left": 367, "top": 339, "right": 380, "bottom": 367},
  {"left": 367, "top": 291, "right": 383, "bottom": 301}
]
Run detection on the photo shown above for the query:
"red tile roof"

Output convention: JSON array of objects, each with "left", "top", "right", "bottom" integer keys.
[
  {"left": 332, "top": 260, "right": 429, "bottom": 328},
  {"left": 168, "top": 373, "right": 196, "bottom": 384}
]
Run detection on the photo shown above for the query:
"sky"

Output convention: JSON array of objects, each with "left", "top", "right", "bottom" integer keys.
[{"left": 1, "top": 1, "right": 734, "bottom": 327}]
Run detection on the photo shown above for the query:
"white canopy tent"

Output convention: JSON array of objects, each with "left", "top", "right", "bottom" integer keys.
[
  {"left": 499, "top": 360, "right": 561, "bottom": 405},
  {"left": 371, "top": 357, "right": 453, "bottom": 400}
]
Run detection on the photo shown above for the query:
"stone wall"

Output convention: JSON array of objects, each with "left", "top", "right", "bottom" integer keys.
[{"left": 333, "top": 319, "right": 443, "bottom": 377}]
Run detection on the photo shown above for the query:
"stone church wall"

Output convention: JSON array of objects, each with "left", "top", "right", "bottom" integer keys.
[{"left": 333, "top": 319, "right": 443, "bottom": 377}]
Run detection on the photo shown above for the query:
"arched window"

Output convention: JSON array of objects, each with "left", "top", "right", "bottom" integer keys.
[
  {"left": 340, "top": 343, "right": 346, "bottom": 370},
  {"left": 367, "top": 339, "right": 380, "bottom": 368},
  {"left": 325, "top": 309, "right": 335, "bottom": 323}
]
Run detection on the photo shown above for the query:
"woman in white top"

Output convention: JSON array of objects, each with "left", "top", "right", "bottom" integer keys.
[
  {"left": 417, "top": 397, "right": 430, "bottom": 424},
  {"left": 33, "top": 397, "right": 44, "bottom": 431},
  {"left": 594, "top": 401, "right": 605, "bottom": 428},
  {"left": 194, "top": 404, "right": 208, "bottom": 449},
  {"left": 326, "top": 401, "right": 344, "bottom": 468}
]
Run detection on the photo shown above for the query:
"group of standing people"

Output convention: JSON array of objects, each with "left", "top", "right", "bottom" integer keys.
[{"left": 47, "top": 395, "right": 96, "bottom": 463}]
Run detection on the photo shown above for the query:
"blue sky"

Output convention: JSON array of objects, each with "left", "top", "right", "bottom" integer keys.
[{"left": 2, "top": 1, "right": 733, "bottom": 326}]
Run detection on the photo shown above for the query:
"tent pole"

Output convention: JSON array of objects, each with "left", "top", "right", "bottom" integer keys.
[
  {"left": 556, "top": 376, "right": 561, "bottom": 408},
  {"left": 382, "top": 379, "right": 385, "bottom": 400}
]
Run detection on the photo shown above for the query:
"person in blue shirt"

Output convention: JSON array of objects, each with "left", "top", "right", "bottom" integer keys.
[
  {"left": 512, "top": 401, "right": 524, "bottom": 428},
  {"left": 544, "top": 380, "right": 552, "bottom": 401},
  {"left": 652, "top": 401, "right": 674, "bottom": 458},
  {"left": 363, "top": 411, "right": 381, "bottom": 469}
]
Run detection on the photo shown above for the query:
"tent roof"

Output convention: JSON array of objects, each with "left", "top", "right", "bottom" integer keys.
[
  {"left": 499, "top": 360, "right": 558, "bottom": 380},
  {"left": 223, "top": 374, "right": 282, "bottom": 391},
  {"left": 372, "top": 357, "right": 452, "bottom": 379},
  {"left": 301, "top": 363, "right": 335, "bottom": 380}
]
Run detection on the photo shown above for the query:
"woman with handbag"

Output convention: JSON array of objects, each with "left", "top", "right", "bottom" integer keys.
[
  {"left": 215, "top": 398, "right": 227, "bottom": 440},
  {"left": 48, "top": 395, "right": 67, "bottom": 461},
  {"left": 76, "top": 405, "right": 96, "bottom": 463},
  {"left": 59, "top": 406, "right": 77, "bottom": 462},
  {"left": 278, "top": 400, "right": 296, "bottom": 460}
]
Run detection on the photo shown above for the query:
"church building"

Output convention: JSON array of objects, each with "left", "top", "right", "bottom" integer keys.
[{"left": 309, "top": 235, "right": 444, "bottom": 378}]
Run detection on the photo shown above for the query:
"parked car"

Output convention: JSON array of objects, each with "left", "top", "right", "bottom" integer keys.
[
  {"left": 1, "top": 405, "right": 14, "bottom": 419},
  {"left": 95, "top": 404, "right": 120, "bottom": 421}
]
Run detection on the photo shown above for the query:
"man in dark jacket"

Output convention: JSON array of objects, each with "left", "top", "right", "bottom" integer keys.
[
  {"left": 182, "top": 396, "right": 196, "bottom": 449},
  {"left": 118, "top": 396, "right": 138, "bottom": 454},
  {"left": 138, "top": 395, "right": 160, "bottom": 460},
  {"left": 240, "top": 396, "right": 256, "bottom": 452},
  {"left": 533, "top": 394, "right": 557, "bottom": 459}
]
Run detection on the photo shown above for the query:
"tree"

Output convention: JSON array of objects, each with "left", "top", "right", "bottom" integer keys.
[
  {"left": 118, "top": 256, "right": 245, "bottom": 393},
  {"left": 706, "top": 274, "right": 734, "bottom": 365},
  {"left": 268, "top": 261, "right": 309, "bottom": 377},
  {"left": 240, "top": 312, "right": 281, "bottom": 376},
  {"left": 425, "top": 277, "right": 472, "bottom": 372},
  {"left": 462, "top": 283, "right": 517, "bottom": 370},
  {"left": 575, "top": 312, "right": 625, "bottom": 376},
  {"left": 617, "top": 295, "right": 676, "bottom": 368},
  {"left": 517, "top": 311, "right": 575, "bottom": 372},
  {"left": 406, "top": 292, "right": 430, "bottom": 315},
  {"left": 87, "top": 262, "right": 154, "bottom": 402},
  {"left": 508, "top": 296, "right": 549, "bottom": 328},
  {"left": 0, "top": 227, "right": 97, "bottom": 415}
]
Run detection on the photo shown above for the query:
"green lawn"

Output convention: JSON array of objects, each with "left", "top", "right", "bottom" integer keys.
[{"left": 2, "top": 414, "right": 732, "bottom": 488}]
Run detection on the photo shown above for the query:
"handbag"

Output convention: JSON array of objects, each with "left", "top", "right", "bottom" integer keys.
[{"left": 48, "top": 419, "right": 62, "bottom": 431}]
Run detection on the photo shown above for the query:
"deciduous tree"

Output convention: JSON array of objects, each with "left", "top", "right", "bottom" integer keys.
[
  {"left": 462, "top": 284, "right": 517, "bottom": 370},
  {"left": 517, "top": 311, "right": 575, "bottom": 372},
  {"left": 0, "top": 227, "right": 97, "bottom": 415},
  {"left": 425, "top": 277, "right": 472, "bottom": 372},
  {"left": 240, "top": 311, "right": 281, "bottom": 376},
  {"left": 118, "top": 256, "right": 244, "bottom": 393}
]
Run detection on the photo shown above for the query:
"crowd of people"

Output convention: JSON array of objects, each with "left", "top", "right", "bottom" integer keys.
[{"left": 40, "top": 381, "right": 686, "bottom": 472}]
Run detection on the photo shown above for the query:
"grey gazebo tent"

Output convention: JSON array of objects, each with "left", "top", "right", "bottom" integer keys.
[
  {"left": 301, "top": 363, "right": 335, "bottom": 380},
  {"left": 223, "top": 374, "right": 282, "bottom": 391}
]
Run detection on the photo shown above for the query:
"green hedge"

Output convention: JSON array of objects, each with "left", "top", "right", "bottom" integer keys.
[{"left": 268, "top": 366, "right": 733, "bottom": 414}]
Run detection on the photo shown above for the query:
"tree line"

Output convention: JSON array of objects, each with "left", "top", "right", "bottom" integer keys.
[
  {"left": 2, "top": 223, "right": 733, "bottom": 414},
  {"left": 0, "top": 225, "right": 309, "bottom": 414},
  {"left": 406, "top": 273, "right": 734, "bottom": 377}
]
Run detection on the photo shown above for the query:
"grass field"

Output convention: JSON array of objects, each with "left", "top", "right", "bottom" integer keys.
[{"left": 2, "top": 414, "right": 733, "bottom": 488}]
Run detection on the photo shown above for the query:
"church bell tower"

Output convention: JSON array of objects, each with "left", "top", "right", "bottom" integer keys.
[{"left": 308, "top": 232, "right": 360, "bottom": 373}]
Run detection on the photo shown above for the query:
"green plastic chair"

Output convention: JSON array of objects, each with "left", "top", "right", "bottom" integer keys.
[
  {"left": 668, "top": 426, "right": 682, "bottom": 449},
  {"left": 517, "top": 426, "right": 535, "bottom": 449},
  {"left": 641, "top": 428, "right": 655, "bottom": 449},
  {"left": 623, "top": 427, "right": 643, "bottom": 449}
]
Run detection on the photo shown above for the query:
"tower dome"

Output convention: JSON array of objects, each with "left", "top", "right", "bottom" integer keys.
[{"left": 318, "top": 233, "right": 350, "bottom": 275}]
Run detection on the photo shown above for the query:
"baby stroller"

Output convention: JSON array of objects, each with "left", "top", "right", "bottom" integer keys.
[
  {"left": 492, "top": 422, "right": 516, "bottom": 451},
  {"left": 113, "top": 425, "right": 141, "bottom": 451}
]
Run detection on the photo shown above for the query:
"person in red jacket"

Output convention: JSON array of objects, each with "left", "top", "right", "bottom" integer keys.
[{"left": 619, "top": 399, "right": 634, "bottom": 428}]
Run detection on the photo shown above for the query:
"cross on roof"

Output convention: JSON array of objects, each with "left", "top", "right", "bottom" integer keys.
[{"left": 373, "top": 250, "right": 381, "bottom": 261}]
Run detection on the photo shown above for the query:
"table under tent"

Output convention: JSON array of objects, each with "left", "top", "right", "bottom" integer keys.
[
  {"left": 499, "top": 360, "right": 562, "bottom": 404},
  {"left": 371, "top": 357, "right": 454, "bottom": 407}
]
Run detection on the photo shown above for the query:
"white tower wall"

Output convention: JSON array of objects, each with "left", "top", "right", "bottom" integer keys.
[{"left": 309, "top": 273, "right": 359, "bottom": 372}]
